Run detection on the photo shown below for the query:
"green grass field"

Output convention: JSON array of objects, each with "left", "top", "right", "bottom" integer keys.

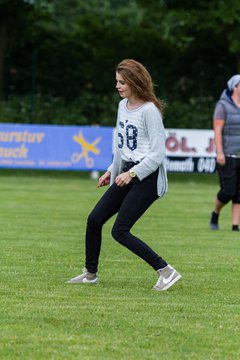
[{"left": 0, "top": 170, "right": 239, "bottom": 360}]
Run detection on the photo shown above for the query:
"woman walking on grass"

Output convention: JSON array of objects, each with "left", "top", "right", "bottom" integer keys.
[{"left": 68, "top": 59, "right": 181, "bottom": 291}]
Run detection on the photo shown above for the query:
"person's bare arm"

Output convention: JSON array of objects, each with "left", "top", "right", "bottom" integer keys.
[{"left": 213, "top": 119, "right": 225, "bottom": 165}]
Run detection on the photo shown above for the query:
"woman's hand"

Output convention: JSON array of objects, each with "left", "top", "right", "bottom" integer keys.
[
  {"left": 216, "top": 152, "right": 225, "bottom": 166},
  {"left": 115, "top": 171, "right": 132, "bottom": 187},
  {"left": 97, "top": 171, "right": 111, "bottom": 188}
]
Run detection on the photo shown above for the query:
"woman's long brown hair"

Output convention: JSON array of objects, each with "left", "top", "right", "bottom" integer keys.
[{"left": 116, "top": 59, "right": 165, "bottom": 115}]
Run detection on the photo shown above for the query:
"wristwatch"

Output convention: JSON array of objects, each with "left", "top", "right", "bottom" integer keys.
[{"left": 129, "top": 169, "right": 137, "bottom": 178}]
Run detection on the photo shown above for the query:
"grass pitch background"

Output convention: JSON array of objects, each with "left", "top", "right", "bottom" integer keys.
[{"left": 0, "top": 170, "right": 239, "bottom": 360}]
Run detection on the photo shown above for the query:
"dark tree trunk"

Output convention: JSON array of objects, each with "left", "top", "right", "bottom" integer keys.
[{"left": 0, "top": 15, "right": 7, "bottom": 99}]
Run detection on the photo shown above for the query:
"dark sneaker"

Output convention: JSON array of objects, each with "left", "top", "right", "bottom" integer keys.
[
  {"left": 153, "top": 265, "right": 181, "bottom": 291},
  {"left": 67, "top": 268, "right": 98, "bottom": 284},
  {"left": 210, "top": 222, "right": 219, "bottom": 230}
]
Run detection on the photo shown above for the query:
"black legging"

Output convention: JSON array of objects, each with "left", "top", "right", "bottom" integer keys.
[{"left": 85, "top": 169, "right": 168, "bottom": 273}]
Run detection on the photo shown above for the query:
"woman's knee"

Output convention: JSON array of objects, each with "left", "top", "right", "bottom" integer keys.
[
  {"left": 217, "top": 190, "right": 235, "bottom": 203},
  {"left": 111, "top": 225, "right": 128, "bottom": 244},
  {"left": 87, "top": 211, "right": 102, "bottom": 230},
  {"left": 111, "top": 226, "right": 120, "bottom": 241}
]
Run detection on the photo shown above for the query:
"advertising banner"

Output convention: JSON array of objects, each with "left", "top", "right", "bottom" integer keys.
[
  {"left": 0, "top": 124, "right": 216, "bottom": 173},
  {"left": 165, "top": 129, "right": 216, "bottom": 173},
  {"left": 0, "top": 124, "right": 113, "bottom": 171}
]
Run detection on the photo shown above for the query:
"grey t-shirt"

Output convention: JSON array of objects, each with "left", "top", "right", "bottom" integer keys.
[{"left": 213, "top": 103, "right": 226, "bottom": 120}]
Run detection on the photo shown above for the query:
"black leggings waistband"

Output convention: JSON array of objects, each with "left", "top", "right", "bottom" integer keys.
[{"left": 123, "top": 161, "right": 139, "bottom": 171}]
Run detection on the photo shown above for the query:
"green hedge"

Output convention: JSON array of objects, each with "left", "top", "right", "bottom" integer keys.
[{"left": 0, "top": 94, "right": 214, "bottom": 129}]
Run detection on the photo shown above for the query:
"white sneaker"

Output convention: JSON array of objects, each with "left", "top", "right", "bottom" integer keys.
[
  {"left": 153, "top": 265, "right": 181, "bottom": 291},
  {"left": 67, "top": 268, "right": 99, "bottom": 284}
]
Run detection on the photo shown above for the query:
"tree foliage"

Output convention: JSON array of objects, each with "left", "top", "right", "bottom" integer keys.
[{"left": 0, "top": 0, "right": 240, "bottom": 128}]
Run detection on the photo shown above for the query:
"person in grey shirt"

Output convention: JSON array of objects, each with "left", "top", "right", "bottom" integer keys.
[
  {"left": 210, "top": 74, "right": 240, "bottom": 231},
  {"left": 68, "top": 59, "right": 181, "bottom": 291}
]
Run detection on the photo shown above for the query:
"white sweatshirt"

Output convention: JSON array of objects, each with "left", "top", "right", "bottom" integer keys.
[{"left": 108, "top": 98, "right": 168, "bottom": 198}]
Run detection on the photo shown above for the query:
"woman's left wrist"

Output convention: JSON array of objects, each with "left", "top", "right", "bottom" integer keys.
[{"left": 129, "top": 169, "right": 137, "bottom": 178}]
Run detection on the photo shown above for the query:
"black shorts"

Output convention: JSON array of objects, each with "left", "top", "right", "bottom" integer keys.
[{"left": 217, "top": 157, "right": 240, "bottom": 204}]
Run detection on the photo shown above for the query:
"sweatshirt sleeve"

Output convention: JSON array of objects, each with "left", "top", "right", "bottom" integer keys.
[
  {"left": 107, "top": 104, "right": 120, "bottom": 173},
  {"left": 133, "top": 104, "right": 166, "bottom": 180}
]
